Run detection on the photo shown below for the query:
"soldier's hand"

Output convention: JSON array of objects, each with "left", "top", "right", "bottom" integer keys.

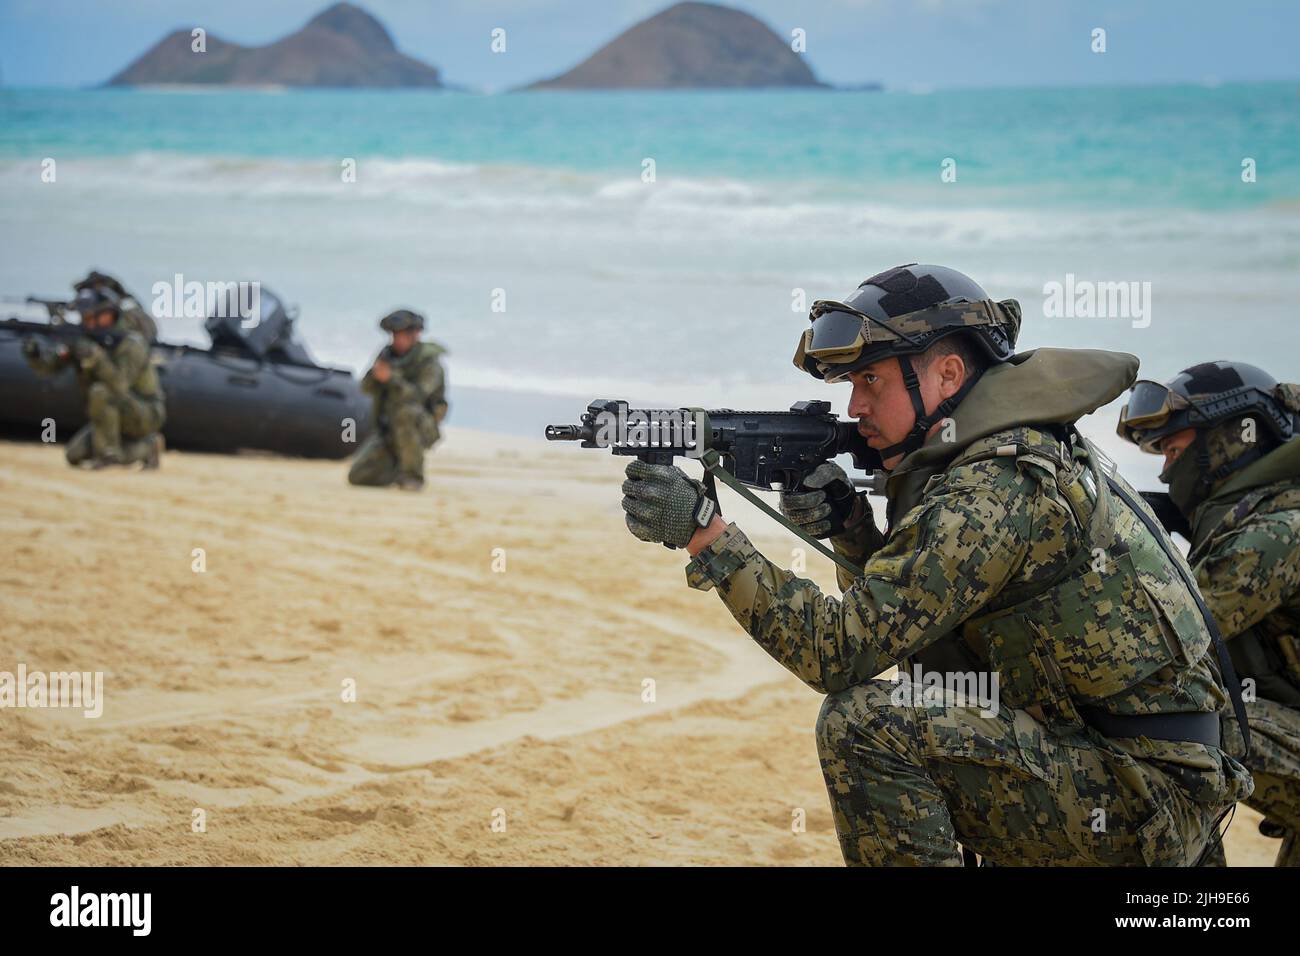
[
  {"left": 371, "top": 359, "right": 391, "bottom": 384},
  {"left": 621, "top": 459, "right": 718, "bottom": 548},
  {"left": 780, "top": 462, "right": 863, "bottom": 539},
  {"left": 71, "top": 337, "right": 102, "bottom": 364}
]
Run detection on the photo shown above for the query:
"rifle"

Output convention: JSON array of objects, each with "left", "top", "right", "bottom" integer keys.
[
  {"left": 1137, "top": 490, "right": 1192, "bottom": 540},
  {"left": 545, "top": 399, "right": 885, "bottom": 576},
  {"left": 5, "top": 316, "right": 121, "bottom": 363},
  {"left": 25, "top": 296, "right": 73, "bottom": 320}
]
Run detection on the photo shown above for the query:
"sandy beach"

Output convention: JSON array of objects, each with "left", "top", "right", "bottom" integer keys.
[{"left": 0, "top": 430, "right": 1278, "bottom": 865}]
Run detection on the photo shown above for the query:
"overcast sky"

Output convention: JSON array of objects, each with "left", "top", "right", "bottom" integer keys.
[{"left": 2, "top": 0, "right": 1297, "bottom": 91}]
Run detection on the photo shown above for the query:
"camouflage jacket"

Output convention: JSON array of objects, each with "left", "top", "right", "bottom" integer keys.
[
  {"left": 118, "top": 296, "right": 158, "bottom": 344},
  {"left": 25, "top": 321, "right": 162, "bottom": 403},
  {"left": 687, "top": 425, "right": 1222, "bottom": 707},
  {"left": 1188, "top": 439, "right": 1300, "bottom": 706},
  {"left": 361, "top": 341, "right": 447, "bottom": 423},
  {"left": 685, "top": 348, "right": 1251, "bottom": 803}
]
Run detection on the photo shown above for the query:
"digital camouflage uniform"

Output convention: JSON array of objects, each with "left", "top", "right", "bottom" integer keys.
[
  {"left": 686, "top": 350, "right": 1253, "bottom": 866},
  {"left": 1189, "top": 432, "right": 1300, "bottom": 866},
  {"left": 348, "top": 341, "right": 448, "bottom": 486},
  {"left": 24, "top": 318, "right": 165, "bottom": 467},
  {"left": 116, "top": 295, "right": 158, "bottom": 345}
]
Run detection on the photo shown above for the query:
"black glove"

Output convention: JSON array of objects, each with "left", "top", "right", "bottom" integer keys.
[{"left": 779, "top": 462, "right": 861, "bottom": 539}]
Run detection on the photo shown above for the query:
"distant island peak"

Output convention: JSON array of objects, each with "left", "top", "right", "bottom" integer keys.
[
  {"left": 528, "top": 2, "right": 827, "bottom": 91},
  {"left": 106, "top": 2, "right": 442, "bottom": 89}
]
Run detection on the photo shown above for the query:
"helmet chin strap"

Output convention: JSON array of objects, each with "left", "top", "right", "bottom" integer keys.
[
  {"left": 1195, "top": 437, "right": 1213, "bottom": 497},
  {"left": 876, "top": 355, "right": 982, "bottom": 461}
]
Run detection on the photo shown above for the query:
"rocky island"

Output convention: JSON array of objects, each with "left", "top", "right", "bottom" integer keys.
[
  {"left": 528, "top": 2, "right": 825, "bottom": 90},
  {"left": 106, "top": 3, "right": 442, "bottom": 89}
]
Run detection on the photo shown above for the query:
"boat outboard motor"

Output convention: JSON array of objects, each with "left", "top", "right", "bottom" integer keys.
[{"left": 205, "top": 286, "right": 313, "bottom": 365}]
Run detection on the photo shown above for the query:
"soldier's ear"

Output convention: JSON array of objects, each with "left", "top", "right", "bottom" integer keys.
[{"left": 937, "top": 352, "right": 966, "bottom": 399}]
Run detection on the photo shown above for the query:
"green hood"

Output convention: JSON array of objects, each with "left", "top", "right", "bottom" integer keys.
[
  {"left": 1205, "top": 435, "right": 1300, "bottom": 502},
  {"left": 1189, "top": 436, "right": 1300, "bottom": 547},
  {"left": 894, "top": 348, "right": 1139, "bottom": 474}
]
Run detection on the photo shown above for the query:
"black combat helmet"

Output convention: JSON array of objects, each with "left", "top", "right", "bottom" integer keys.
[
  {"left": 74, "top": 270, "right": 131, "bottom": 299},
  {"left": 1118, "top": 361, "right": 1297, "bottom": 453},
  {"left": 792, "top": 263, "right": 1022, "bottom": 459},
  {"left": 379, "top": 309, "right": 425, "bottom": 333},
  {"left": 1118, "top": 360, "right": 1300, "bottom": 515},
  {"left": 72, "top": 284, "right": 122, "bottom": 319}
]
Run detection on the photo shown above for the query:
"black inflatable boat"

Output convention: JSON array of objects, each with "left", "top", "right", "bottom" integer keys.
[{"left": 0, "top": 287, "right": 372, "bottom": 459}]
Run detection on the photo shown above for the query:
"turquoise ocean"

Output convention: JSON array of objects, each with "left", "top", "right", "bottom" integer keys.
[{"left": 2, "top": 84, "right": 1298, "bottom": 482}]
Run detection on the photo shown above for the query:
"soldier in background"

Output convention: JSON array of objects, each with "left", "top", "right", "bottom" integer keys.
[
  {"left": 619, "top": 263, "right": 1252, "bottom": 865},
  {"left": 1119, "top": 361, "right": 1300, "bottom": 865},
  {"left": 74, "top": 270, "right": 158, "bottom": 344},
  {"left": 21, "top": 284, "right": 165, "bottom": 469},
  {"left": 348, "top": 309, "right": 447, "bottom": 491}
]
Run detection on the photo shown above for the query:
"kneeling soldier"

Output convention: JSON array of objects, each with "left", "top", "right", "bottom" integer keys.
[
  {"left": 22, "top": 284, "right": 165, "bottom": 469},
  {"left": 620, "top": 264, "right": 1252, "bottom": 866},
  {"left": 348, "top": 309, "right": 448, "bottom": 491}
]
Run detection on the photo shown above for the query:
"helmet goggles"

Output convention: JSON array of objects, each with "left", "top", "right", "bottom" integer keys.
[
  {"left": 792, "top": 297, "right": 1005, "bottom": 384},
  {"left": 1118, "top": 378, "right": 1293, "bottom": 452}
]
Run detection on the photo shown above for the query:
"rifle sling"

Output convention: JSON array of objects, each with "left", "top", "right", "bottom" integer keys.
[{"left": 698, "top": 449, "right": 865, "bottom": 581}]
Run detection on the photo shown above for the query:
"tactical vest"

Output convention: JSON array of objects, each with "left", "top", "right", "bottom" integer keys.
[
  {"left": 899, "top": 426, "right": 1219, "bottom": 735},
  {"left": 389, "top": 343, "right": 445, "bottom": 407},
  {"left": 372, "top": 342, "right": 447, "bottom": 437},
  {"left": 119, "top": 298, "right": 159, "bottom": 344},
  {"left": 420, "top": 342, "right": 447, "bottom": 414},
  {"left": 1189, "top": 480, "right": 1300, "bottom": 707},
  {"left": 74, "top": 327, "right": 162, "bottom": 403},
  {"left": 119, "top": 331, "right": 162, "bottom": 401}
]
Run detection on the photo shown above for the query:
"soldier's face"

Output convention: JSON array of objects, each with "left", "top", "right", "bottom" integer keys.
[
  {"left": 1157, "top": 428, "right": 1197, "bottom": 470},
  {"left": 846, "top": 353, "right": 966, "bottom": 467},
  {"left": 84, "top": 310, "right": 114, "bottom": 331},
  {"left": 390, "top": 329, "right": 419, "bottom": 356}
]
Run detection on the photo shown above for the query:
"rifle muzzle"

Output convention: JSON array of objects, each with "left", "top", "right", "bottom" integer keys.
[{"left": 544, "top": 424, "right": 590, "bottom": 441}]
